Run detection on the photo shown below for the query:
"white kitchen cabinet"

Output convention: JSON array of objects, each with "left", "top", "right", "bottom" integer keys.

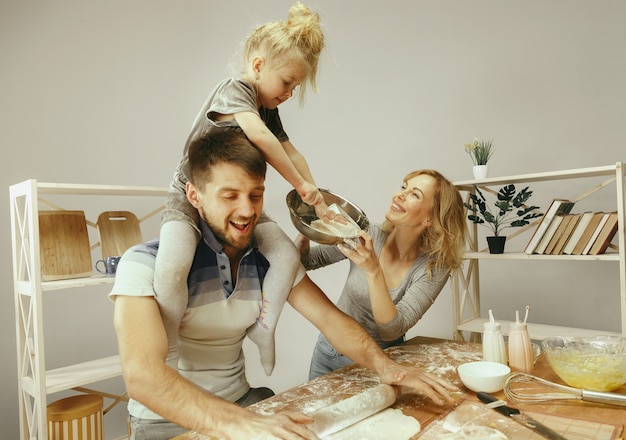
[
  {"left": 10, "top": 179, "right": 168, "bottom": 440},
  {"left": 451, "top": 162, "right": 625, "bottom": 341}
]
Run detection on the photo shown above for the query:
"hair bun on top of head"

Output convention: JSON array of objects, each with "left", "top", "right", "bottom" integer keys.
[{"left": 244, "top": 2, "right": 325, "bottom": 101}]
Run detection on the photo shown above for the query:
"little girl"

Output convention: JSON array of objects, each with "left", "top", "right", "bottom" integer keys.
[{"left": 155, "top": 2, "right": 330, "bottom": 374}]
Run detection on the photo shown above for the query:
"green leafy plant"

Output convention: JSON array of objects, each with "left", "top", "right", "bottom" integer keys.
[
  {"left": 464, "top": 184, "right": 543, "bottom": 236},
  {"left": 464, "top": 138, "right": 494, "bottom": 166}
]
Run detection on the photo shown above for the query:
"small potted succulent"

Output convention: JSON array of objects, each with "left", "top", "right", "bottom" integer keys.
[
  {"left": 464, "top": 138, "right": 494, "bottom": 179},
  {"left": 464, "top": 184, "right": 543, "bottom": 253}
]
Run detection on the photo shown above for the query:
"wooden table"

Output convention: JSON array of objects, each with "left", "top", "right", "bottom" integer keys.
[
  {"left": 176, "top": 336, "right": 625, "bottom": 439},
  {"left": 402, "top": 337, "right": 626, "bottom": 428}
]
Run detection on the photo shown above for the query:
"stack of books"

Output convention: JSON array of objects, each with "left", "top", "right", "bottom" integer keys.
[{"left": 524, "top": 199, "right": 619, "bottom": 255}]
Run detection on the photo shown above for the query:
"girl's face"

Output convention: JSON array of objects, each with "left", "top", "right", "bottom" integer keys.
[
  {"left": 254, "top": 58, "right": 308, "bottom": 109},
  {"left": 386, "top": 174, "right": 436, "bottom": 229}
]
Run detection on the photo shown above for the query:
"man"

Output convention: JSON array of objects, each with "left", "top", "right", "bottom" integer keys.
[{"left": 111, "top": 127, "right": 456, "bottom": 440}]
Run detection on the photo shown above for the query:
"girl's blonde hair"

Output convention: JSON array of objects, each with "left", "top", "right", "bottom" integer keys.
[
  {"left": 243, "top": 2, "right": 324, "bottom": 104},
  {"left": 382, "top": 169, "right": 467, "bottom": 276}
]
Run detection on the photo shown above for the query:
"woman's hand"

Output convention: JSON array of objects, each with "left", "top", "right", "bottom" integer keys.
[
  {"left": 295, "top": 233, "right": 310, "bottom": 260},
  {"left": 337, "top": 231, "right": 379, "bottom": 274}
]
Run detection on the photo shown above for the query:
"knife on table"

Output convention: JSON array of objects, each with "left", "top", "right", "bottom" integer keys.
[{"left": 477, "top": 392, "right": 569, "bottom": 440}]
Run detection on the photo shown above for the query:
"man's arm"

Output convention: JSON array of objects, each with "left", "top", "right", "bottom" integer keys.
[
  {"left": 113, "top": 295, "right": 317, "bottom": 439},
  {"left": 287, "top": 275, "right": 458, "bottom": 406}
]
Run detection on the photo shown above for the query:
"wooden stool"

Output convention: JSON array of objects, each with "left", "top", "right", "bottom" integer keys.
[{"left": 48, "top": 394, "right": 104, "bottom": 440}]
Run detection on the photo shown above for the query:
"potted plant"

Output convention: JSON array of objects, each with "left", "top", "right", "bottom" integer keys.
[
  {"left": 464, "top": 184, "right": 543, "bottom": 253},
  {"left": 464, "top": 138, "right": 494, "bottom": 179}
]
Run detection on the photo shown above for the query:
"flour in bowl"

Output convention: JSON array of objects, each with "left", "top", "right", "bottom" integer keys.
[{"left": 310, "top": 203, "right": 362, "bottom": 238}]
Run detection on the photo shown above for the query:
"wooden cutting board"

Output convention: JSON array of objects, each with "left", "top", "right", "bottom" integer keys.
[
  {"left": 39, "top": 210, "right": 92, "bottom": 281},
  {"left": 96, "top": 211, "right": 142, "bottom": 258},
  {"left": 418, "top": 400, "right": 622, "bottom": 440}
]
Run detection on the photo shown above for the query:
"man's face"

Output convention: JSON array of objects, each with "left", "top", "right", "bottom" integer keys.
[{"left": 187, "top": 162, "right": 265, "bottom": 254}]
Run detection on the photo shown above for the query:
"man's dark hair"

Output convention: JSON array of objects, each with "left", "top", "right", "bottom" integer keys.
[{"left": 188, "top": 126, "right": 267, "bottom": 185}]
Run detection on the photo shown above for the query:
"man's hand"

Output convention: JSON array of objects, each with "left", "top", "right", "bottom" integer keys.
[
  {"left": 220, "top": 411, "right": 319, "bottom": 440},
  {"left": 377, "top": 361, "right": 458, "bottom": 406}
]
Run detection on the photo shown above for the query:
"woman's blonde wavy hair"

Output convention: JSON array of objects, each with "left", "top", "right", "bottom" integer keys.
[
  {"left": 243, "top": 2, "right": 324, "bottom": 104},
  {"left": 382, "top": 169, "right": 467, "bottom": 277}
]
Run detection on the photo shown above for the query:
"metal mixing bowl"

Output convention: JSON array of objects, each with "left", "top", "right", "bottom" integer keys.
[
  {"left": 542, "top": 335, "right": 626, "bottom": 391},
  {"left": 286, "top": 189, "right": 369, "bottom": 245}
]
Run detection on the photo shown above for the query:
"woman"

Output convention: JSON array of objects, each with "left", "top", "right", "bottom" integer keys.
[{"left": 297, "top": 169, "right": 467, "bottom": 379}]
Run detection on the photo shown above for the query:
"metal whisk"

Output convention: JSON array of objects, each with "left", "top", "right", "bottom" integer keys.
[{"left": 504, "top": 372, "right": 626, "bottom": 407}]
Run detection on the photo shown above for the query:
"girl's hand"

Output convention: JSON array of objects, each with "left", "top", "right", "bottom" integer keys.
[
  {"left": 299, "top": 187, "right": 337, "bottom": 223},
  {"left": 299, "top": 183, "right": 325, "bottom": 208},
  {"left": 297, "top": 184, "right": 348, "bottom": 225}
]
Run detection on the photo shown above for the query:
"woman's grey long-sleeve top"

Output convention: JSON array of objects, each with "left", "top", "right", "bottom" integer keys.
[{"left": 303, "top": 223, "right": 451, "bottom": 346}]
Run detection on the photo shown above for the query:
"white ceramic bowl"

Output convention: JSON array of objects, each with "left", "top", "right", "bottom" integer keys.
[{"left": 457, "top": 361, "right": 511, "bottom": 393}]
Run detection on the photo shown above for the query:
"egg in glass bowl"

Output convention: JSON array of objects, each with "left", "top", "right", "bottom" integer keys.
[{"left": 542, "top": 335, "right": 626, "bottom": 392}]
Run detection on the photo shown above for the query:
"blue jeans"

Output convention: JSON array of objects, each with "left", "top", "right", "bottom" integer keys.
[
  {"left": 308, "top": 334, "right": 406, "bottom": 380},
  {"left": 308, "top": 334, "right": 353, "bottom": 380},
  {"left": 129, "top": 387, "right": 274, "bottom": 440}
]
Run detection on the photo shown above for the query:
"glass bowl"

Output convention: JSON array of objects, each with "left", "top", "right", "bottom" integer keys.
[{"left": 541, "top": 335, "right": 626, "bottom": 392}]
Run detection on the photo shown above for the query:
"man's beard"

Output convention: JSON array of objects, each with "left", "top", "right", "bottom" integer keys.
[{"left": 200, "top": 207, "right": 255, "bottom": 251}]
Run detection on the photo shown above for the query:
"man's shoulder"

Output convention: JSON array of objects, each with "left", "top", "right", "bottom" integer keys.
[
  {"left": 109, "top": 239, "right": 160, "bottom": 300},
  {"left": 122, "top": 239, "right": 159, "bottom": 264}
]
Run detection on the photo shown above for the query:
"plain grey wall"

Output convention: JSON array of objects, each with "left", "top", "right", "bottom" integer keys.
[{"left": 2, "top": 1, "right": 625, "bottom": 438}]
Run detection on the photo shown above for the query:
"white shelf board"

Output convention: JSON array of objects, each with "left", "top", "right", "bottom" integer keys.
[
  {"left": 16, "top": 277, "right": 115, "bottom": 294},
  {"left": 36, "top": 181, "right": 168, "bottom": 197},
  {"left": 453, "top": 163, "right": 618, "bottom": 189},
  {"left": 42, "top": 276, "right": 116, "bottom": 291},
  {"left": 43, "top": 355, "right": 122, "bottom": 394},
  {"left": 457, "top": 318, "right": 622, "bottom": 340},
  {"left": 462, "top": 252, "right": 620, "bottom": 261}
]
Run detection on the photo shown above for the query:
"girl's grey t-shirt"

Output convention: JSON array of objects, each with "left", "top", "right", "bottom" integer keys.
[{"left": 175, "top": 78, "right": 289, "bottom": 185}]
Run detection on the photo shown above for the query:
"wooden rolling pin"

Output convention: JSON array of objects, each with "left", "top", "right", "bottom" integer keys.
[
  {"left": 172, "top": 384, "right": 399, "bottom": 440},
  {"left": 308, "top": 383, "right": 399, "bottom": 438}
]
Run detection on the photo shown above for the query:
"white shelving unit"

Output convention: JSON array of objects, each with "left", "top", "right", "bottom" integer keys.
[
  {"left": 10, "top": 179, "right": 168, "bottom": 440},
  {"left": 451, "top": 162, "right": 626, "bottom": 341}
]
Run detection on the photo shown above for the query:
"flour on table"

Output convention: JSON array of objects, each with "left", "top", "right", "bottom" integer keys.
[
  {"left": 438, "top": 425, "right": 508, "bottom": 439},
  {"left": 420, "top": 402, "right": 509, "bottom": 440},
  {"left": 323, "top": 408, "right": 420, "bottom": 440},
  {"left": 442, "top": 411, "right": 507, "bottom": 439}
]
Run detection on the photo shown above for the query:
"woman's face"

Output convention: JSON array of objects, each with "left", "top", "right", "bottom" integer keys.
[{"left": 386, "top": 174, "right": 436, "bottom": 229}]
